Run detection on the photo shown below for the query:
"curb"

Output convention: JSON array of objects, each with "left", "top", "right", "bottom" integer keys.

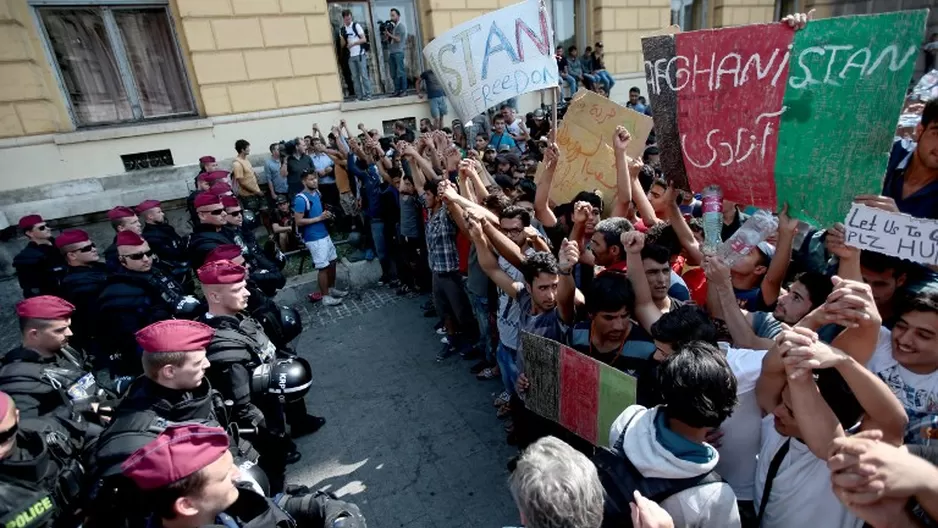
[{"left": 275, "top": 257, "right": 383, "bottom": 305}]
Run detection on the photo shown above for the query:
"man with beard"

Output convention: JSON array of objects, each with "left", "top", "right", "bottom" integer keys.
[
  {"left": 55, "top": 229, "right": 108, "bottom": 362},
  {"left": 85, "top": 320, "right": 266, "bottom": 527},
  {"left": 137, "top": 199, "right": 191, "bottom": 289},
  {"left": 12, "top": 214, "right": 66, "bottom": 298},
  {"left": 97, "top": 231, "right": 201, "bottom": 377}
]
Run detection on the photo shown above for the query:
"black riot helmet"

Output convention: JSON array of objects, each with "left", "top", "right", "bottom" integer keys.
[
  {"left": 278, "top": 304, "right": 302, "bottom": 344},
  {"left": 251, "top": 356, "right": 312, "bottom": 402}
]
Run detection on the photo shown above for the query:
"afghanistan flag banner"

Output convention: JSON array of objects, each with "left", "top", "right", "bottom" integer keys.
[
  {"left": 521, "top": 332, "right": 636, "bottom": 445},
  {"left": 642, "top": 11, "right": 927, "bottom": 227}
]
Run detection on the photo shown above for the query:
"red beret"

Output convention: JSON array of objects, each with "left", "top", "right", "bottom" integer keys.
[
  {"left": 221, "top": 195, "right": 240, "bottom": 208},
  {"left": 0, "top": 391, "right": 11, "bottom": 420},
  {"left": 121, "top": 424, "right": 229, "bottom": 490},
  {"left": 116, "top": 231, "right": 147, "bottom": 247},
  {"left": 210, "top": 182, "right": 232, "bottom": 195},
  {"left": 198, "top": 170, "right": 229, "bottom": 183},
  {"left": 18, "top": 215, "right": 43, "bottom": 230},
  {"left": 205, "top": 244, "right": 243, "bottom": 264},
  {"left": 54, "top": 229, "right": 90, "bottom": 249},
  {"left": 16, "top": 295, "right": 74, "bottom": 320},
  {"left": 107, "top": 206, "right": 136, "bottom": 221},
  {"left": 193, "top": 192, "right": 222, "bottom": 210},
  {"left": 134, "top": 200, "right": 161, "bottom": 214},
  {"left": 199, "top": 156, "right": 216, "bottom": 164},
  {"left": 136, "top": 320, "right": 214, "bottom": 354},
  {"left": 197, "top": 260, "right": 247, "bottom": 285}
]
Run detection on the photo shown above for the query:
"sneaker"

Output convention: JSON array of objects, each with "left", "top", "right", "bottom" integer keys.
[
  {"left": 364, "top": 249, "right": 375, "bottom": 261},
  {"left": 436, "top": 344, "right": 456, "bottom": 362},
  {"left": 323, "top": 295, "right": 343, "bottom": 306},
  {"left": 377, "top": 276, "right": 388, "bottom": 286},
  {"left": 435, "top": 327, "right": 446, "bottom": 336},
  {"left": 493, "top": 391, "right": 510, "bottom": 407},
  {"left": 308, "top": 292, "right": 323, "bottom": 303},
  {"left": 470, "top": 360, "right": 490, "bottom": 374},
  {"left": 330, "top": 288, "right": 349, "bottom": 298},
  {"left": 396, "top": 285, "right": 412, "bottom": 296},
  {"left": 440, "top": 336, "right": 449, "bottom": 345}
]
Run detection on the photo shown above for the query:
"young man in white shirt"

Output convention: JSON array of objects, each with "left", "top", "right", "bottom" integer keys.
[
  {"left": 753, "top": 279, "right": 908, "bottom": 528},
  {"left": 340, "top": 9, "right": 372, "bottom": 101}
]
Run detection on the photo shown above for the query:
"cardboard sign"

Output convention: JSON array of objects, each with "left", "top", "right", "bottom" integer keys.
[
  {"left": 642, "top": 11, "right": 927, "bottom": 227},
  {"left": 844, "top": 203, "right": 938, "bottom": 266},
  {"left": 548, "top": 90, "right": 653, "bottom": 212},
  {"left": 520, "top": 332, "right": 637, "bottom": 445},
  {"left": 422, "top": 0, "right": 558, "bottom": 122}
]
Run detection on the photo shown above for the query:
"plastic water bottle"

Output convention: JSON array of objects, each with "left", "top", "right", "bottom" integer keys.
[
  {"left": 701, "top": 186, "right": 723, "bottom": 252},
  {"left": 717, "top": 210, "right": 778, "bottom": 267}
]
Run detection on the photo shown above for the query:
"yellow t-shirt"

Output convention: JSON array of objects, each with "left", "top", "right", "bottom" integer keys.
[{"left": 232, "top": 158, "right": 261, "bottom": 196}]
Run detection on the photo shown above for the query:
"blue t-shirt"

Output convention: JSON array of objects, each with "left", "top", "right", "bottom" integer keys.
[
  {"left": 489, "top": 133, "right": 516, "bottom": 152},
  {"left": 883, "top": 140, "right": 938, "bottom": 220},
  {"left": 294, "top": 191, "right": 329, "bottom": 242}
]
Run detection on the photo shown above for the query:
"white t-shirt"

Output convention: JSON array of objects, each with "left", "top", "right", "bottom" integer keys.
[
  {"left": 496, "top": 249, "right": 534, "bottom": 350},
  {"left": 753, "top": 415, "right": 862, "bottom": 528},
  {"left": 867, "top": 327, "right": 938, "bottom": 445},
  {"left": 343, "top": 22, "right": 365, "bottom": 57},
  {"left": 716, "top": 344, "right": 767, "bottom": 501},
  {"left": 506, "top": 118, "right": 526, "bottom": 152}
]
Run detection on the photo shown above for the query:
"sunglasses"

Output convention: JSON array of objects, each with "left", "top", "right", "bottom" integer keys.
[
  {"left": 121, "top": 250, "right": 154, "bottom": 261},
  {"left": 34, "top": 224, "right": 49, "bottom": 231},
  {"left": 206, "top": 208, "right": 226, "bottom": 216},
  {"left": 227, "top": 210, "right": 243, "bottom": 217},
  {"left": 74, "top": 243, "right": 96, "bottom": 253},
  {"left": 0, "top": 422, "right": 17, "bottom": 444}
]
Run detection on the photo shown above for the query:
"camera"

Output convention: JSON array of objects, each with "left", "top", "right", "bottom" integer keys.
[{"left": 378, "top": 20, "right": 394, "bottom": 36}]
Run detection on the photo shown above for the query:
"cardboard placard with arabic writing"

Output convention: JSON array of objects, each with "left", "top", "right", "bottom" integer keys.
[{"left": 548, "top": 91, "right": 653, "bottom": 212}]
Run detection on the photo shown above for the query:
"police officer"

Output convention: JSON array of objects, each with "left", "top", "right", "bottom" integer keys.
[
  {"left": 11, "top": 214, "right": 66, "bottom": 298},
  {"left": 97, "top": 231, "right": 202, "bottom": 378},
  {"left": 189, "top": 192, "right": 237, "bottom": 268},
  {"left": 187, "top": 168, "right": 225, "bottom": 228},
  {"left": 121, "top": 424, "right": 366, "bottom": 528},
  {"left": 204, "top": 245, "right": 302, "bottom": 350},
  {"left": 55, "top": 229, "right": 108, "bottom": 365},
  {"left": 221, "top": 196, "right": 286, "bottom": 296},
  {"left": 0, "top": 297, "right": 110, "bottom": 430},
  {"left": 86, "top": 320, "right": 267, "bottom": 527},
  {"left": 0, "top": 391, "right": 88, "bottom": 528},
  {"left": 103, "top": 206, "right": 144, "bottom": 272},
  {"left": 137, "top": 199, "right": 192, "bottom": 291}
]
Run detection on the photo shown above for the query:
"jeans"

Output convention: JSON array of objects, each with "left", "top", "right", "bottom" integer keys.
[
  {"left": 468, "top": 293, "right": 493, "bottom": 362},
  {"left": 389, "top": 52, "right": 406, "bottom": 93},
  {"left": 560, "top": 74, "right": 577, "bottom": 97},
  {"left": 594, "top": 70, "right": 615, "bottom": 92},
  {"left": 497, "top": 342, "right": 520, "bottom": 396},
  {"left": 582, "top": 73, "right": 598, "bottom": 90},
  {"left": 348, "top": 54, "right": 372, "bottom": 99},
  {"left": 368, "top": 217, "right": 390, "bottom": 276}
]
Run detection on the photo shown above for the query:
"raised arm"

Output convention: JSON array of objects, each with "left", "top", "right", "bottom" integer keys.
[
  {"left": 623, "top": 231, "right": 663, "bottom": 331},
  {"left": 630, "top": 169, "right": 659, "bottom": 227},
  {"left": 705, "top": 256, "right": 775, "bottom": 350},
  {"left": 611, "top": 126, "right": 634, "bottom": 219},
  {"left": 482, "top": 217, "right": 526, "bottom": 271},
  {"left": 556, "top": 238, "right": 579, "bottom": 324},
  {"left": 668, "top": 198, "right": 705, "bottom": 266},
  {"left": 534, "top": 144, "right": 560, "bottom": 227},
  {"left": 787, "top": 365, "right": 845, "bottom": 459},
  {"left": 466, "top": 212, "right": 522, "bottom": 299},
  {"left": 826, "top": 277, "right": 882, "bottom": 366},
  {"left": 761, "top": 203, "right": 798, "bottom": 307},
  {"left": 399, "top": 141, "right": 430, "bottom": 191},
  {"left": 825, "top": 223, "right": 862, "bottom": 281}
]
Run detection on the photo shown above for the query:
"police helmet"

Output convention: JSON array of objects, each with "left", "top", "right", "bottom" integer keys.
[
  {"left": 251, "top": 356, "right": 312, "bottom": 401},
  {"left": 242, "top": 209, "right": 260, "bottom": 231},
  {"left": 235, "top": 457, "right": 271, "bottom": 496},
  {"left": 278, "top": 304, "right": 302, "bottom": 344}
]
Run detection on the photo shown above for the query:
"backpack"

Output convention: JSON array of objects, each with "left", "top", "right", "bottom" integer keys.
[
  {"left": 345, "top": 22, "right": 370, "bottom": 53},
  {"left": 592, "top": 414, "right": 724, "bottom": 528}
]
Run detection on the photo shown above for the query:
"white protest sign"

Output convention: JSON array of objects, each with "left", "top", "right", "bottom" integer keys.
[
  {"left": 422, "top": 0, "right": 558, "bottom": 122},
  {"left": 844, "top": 203, "right": 938, "bottom": 266}
]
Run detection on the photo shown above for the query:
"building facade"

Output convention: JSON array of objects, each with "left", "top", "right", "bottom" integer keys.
[{"left": 0, "top": 0, "right": 933, "bottom": 229}]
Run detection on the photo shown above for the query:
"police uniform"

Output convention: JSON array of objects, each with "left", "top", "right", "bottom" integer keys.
[
  {"left": 96, "top": 232, "right": 202, "bottom": 377},
  {"left": 0, "top": 297, "right": 109, "bottom": 431},
  {"left": 189, "top": 192, "right": 240, "bottom": 269},
  {"left": 55, "top": 229, "right": 108, "bottom": 362},
  {"left": 0, "top": 394, "right": 88, "bottom": 528},
  {"left": 86, "top": 321, "right": 263, "bottom": 526},
  {"left": 223, "top": 223, "right": 286, "bottom": 297},
  {"left": 11, "top": 215, "right": 66, "bottom": 298},
  {"left": 137, "top": 199, "right": 192, "bottom": 289},
  {"left": 104, "top": 207, "right": 140, "bottom": 273},
  {"left": 121, "top": 424, "right": 366, "bottom": 528}
]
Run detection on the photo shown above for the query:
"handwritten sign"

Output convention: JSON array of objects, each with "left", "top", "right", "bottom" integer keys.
[
  {"left": 548, "top": 90, "right": 653, "bottom": 212},
  {"left": 423, "top": 0, "right": 558, "bottom": 122},
  {"left": 844, "top": 203, "right": 938, "bottom": 266},
  {"left": 642, "top": 11, "right": 927, "bottom": 227},
  {"left": 520, "top": 332, "right": 636, "bottom": 445}
]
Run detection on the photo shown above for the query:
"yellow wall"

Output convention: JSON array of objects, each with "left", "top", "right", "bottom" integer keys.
[
  {"left": 0, "top": 0, "right": 70, "bottom": 138},
  {"left": 593, "top": 0, "right": 672, "bottom": 74},
  {"left": 712, "top": 0, "right": 776, "bottom": 28},
  {"left": 174, "top": 0, "right": 343, "bottom": 115}
]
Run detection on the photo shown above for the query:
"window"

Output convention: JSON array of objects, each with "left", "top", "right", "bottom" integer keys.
[
  {"left": 775, "top": 0, "right": 800, "bottom": 20},
  {"left": 328, "top": 0, "right": 424, "bottom": 100},
  {"left": 671, "top": 0, "right": 707, "bottom": 30},
  {"left": 35, "top": 3, "right": 195, "bottom": 127}
]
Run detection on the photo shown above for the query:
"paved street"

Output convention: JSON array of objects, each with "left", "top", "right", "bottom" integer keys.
[{"left": 285, "top": 288, "right": 520, "bottom": 528}]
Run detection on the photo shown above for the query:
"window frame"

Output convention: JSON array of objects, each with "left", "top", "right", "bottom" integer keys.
[
  {"left": 29, "top": 0, "right": 197, "bottom": 128},
  {"left": 774, "top": 0, "right": 802, "bottom": 21}
]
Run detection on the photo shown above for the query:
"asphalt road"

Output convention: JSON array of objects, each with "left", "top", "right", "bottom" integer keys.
[{"left": 285, "top": 288, "right": 520, "bottom": 528}]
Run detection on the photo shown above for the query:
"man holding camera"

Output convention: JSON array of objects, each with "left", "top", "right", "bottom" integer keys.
[
  {"left": 386, "top": 8, "right": 407, "bottom": 97},
  {"left": 341, "top": 9, "right": 372, "bottom": 101}
]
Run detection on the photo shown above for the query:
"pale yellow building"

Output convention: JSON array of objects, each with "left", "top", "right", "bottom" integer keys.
[{"left": 0, "top": 0, "right": 932, "bottom": 229}]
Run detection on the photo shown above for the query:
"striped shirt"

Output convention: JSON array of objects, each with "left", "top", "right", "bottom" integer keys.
[{"left": 425, "top": 205, "right": 459, "bottom": 273}]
